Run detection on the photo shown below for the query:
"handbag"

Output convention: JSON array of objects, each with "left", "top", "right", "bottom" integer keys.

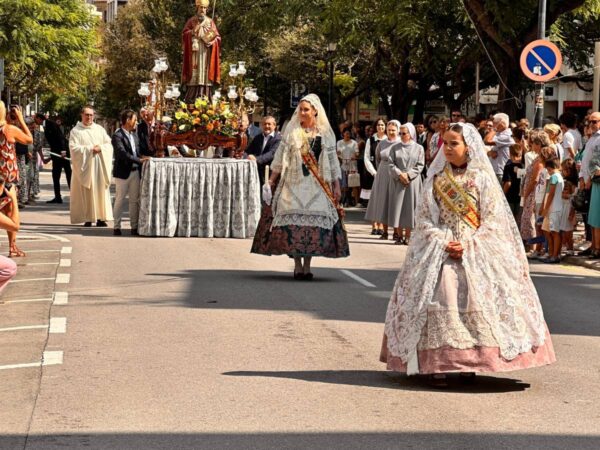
[
  {"left": 572, "top": 189, "right": 590, "bottom": 213},
  {"left": 347, "top": 172, "right": 361, "bottom": 188}
]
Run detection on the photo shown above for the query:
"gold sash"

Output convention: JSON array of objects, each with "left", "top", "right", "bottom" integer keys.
[
  {"left": 434, "top": 165, "right": 480, "bottom": 230},
  {"left": 299, "top": 133, "right": 346, "bottom": 227}
]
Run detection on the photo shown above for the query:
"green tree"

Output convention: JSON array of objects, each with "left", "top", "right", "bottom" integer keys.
[{"left": 0, "top": 0, "right": 99, "bottom": 100}]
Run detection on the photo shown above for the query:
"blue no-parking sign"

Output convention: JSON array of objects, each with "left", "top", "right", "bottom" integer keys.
[{"left": 520, "top": 39, "right": 562, "bottom": 82}]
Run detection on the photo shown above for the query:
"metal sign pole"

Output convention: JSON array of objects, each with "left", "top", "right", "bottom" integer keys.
[{"left": 534, "top": 0, "right": 547, "bottom": 128}]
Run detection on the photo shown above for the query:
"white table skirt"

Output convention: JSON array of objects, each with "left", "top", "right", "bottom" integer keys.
[{"left": 138, "top": 158, "right": 261, "bottom": 238}]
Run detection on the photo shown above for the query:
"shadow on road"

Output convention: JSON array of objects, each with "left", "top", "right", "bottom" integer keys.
[
  {"left": 145, "top": 266, "right": 600, "bottom": 337},
  {"left": 4, "top": 431, "right": 599, "bottom": 450},
  {"left": 223, "top": 369, "right": 531, "bottom": 393}
]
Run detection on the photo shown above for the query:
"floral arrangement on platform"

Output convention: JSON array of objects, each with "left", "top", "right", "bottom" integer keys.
[{"left": 171, "top": 97, "right": 238, "bottom": 136}]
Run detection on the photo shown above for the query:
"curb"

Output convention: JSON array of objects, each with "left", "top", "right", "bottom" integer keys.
[{"left": 562, "top": 256, "right": 600, "bottom": 272}]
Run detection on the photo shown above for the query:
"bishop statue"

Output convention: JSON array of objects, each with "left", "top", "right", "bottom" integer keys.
[{"left": 182, "top": 0, "right": 221, "bottom": 102}]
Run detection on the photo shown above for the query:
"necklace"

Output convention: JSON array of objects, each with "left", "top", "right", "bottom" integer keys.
[{"left": 450, "top": 161, "right": 468, "bottom": 175}]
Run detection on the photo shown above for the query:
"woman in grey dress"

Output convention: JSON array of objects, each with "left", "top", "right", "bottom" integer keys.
[
  {"left": 388, "top": 123, "right": 425, "bottom": 245},
  {"left": 365, "top": 120, "right": 401, "bottom": 240}
]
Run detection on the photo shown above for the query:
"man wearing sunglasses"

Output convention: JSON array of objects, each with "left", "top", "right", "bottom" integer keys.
[{"left": 579, "top": 112, "right": 600, "bottom": 257}]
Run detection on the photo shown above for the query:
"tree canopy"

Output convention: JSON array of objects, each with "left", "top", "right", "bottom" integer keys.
[
  {"left": 0, "top": 0, "right": 100, "bottom": 101},
  {"left": 75, "top": 0, "right": 600, "bottom": 122}
]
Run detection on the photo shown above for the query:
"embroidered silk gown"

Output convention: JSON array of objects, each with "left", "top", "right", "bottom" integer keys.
[
  {"left": 251, "top": 135, "right": 349, "bottom": 258},
  {"left": 381, "top": 163, "right": 556, "bottom": 374}
]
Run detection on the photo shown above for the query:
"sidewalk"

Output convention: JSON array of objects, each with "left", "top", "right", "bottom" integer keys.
[{"left": 0, "top": 172, "right": 72, "bottom": 441}]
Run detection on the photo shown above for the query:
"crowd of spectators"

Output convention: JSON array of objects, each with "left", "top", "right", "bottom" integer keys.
[{"left": 334, "top": 109, "right": 599, "bottom": 259}]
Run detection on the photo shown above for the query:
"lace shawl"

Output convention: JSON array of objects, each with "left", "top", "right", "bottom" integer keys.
[
  {"left": 271, "top": 131, "right": 341, "bottom": 229},
  {"left": 384, "top": 124, "right": 549, "bottom": 374}
]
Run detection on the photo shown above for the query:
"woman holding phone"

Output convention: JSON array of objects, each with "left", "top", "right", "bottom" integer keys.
[
  {"left": 0, "top": 101, "right": 32, "bottom": 257},
  {"left": 0, "top": 175, "right": 19, "bottom": 294}
]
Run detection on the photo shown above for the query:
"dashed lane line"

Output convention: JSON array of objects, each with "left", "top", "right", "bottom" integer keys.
[
  {"left": 49, "top": 317, "right": 67, "bottom": 334},
  {"left": 53, "top": 292, "right": 69, "bottom": 305},
  {"left": 61, "top": 247, "right": 72, "bottom": 254},
  {"left": 340, "top": 269, "right": 377, "bottom": 288},
  {"left": 59, "top": 259, "right": 71, "bottom": 267},
  {"left": 55, "top": 273, "right": 70, "bottom": 284}
]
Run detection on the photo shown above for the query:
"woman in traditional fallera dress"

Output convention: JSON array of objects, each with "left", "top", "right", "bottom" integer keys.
[
  {"left": 251, "top": 94, "right": 349, "bottom": 280},
  {"left": 380, "top": 123, "right": 555, "bottom": 387}
]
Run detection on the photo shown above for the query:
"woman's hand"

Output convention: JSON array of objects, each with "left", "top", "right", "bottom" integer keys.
[
  {"left": 445, "top": 241, "right": 463, "bottom": 259},
  {"left": 7, "top": 185, "right": 18, "bottom": 204},
  {"left": 398, "top": 172, "right": 409, "bottom": 185},
  {"left": 333, "top": 180, "right": 342, "bottom": 203}
]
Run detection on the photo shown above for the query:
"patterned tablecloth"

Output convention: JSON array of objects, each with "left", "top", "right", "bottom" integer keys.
[{"left": 138, "top": 158, "right": 261, "bottom": 238}]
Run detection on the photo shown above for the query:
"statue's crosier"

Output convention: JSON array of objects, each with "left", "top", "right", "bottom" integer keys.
[{"left": 182, "top": 0, "right": 221, "bottom": 102}]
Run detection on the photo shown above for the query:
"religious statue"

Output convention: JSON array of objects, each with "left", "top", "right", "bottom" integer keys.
[{"left": 181, "top": 0, "right": 221, "bottom": 102}]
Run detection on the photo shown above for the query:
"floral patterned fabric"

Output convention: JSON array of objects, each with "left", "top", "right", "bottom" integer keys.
[
  {"left": 251, "top": 203, "right": 349, "bottom": 258},
  {"left": 0, "top": 126, "right": 19, "bottom": 185},
  {"left": 138, "top": 158, "right": 261, "bottom": 238}
]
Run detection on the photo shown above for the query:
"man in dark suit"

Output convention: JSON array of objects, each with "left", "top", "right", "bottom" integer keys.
[
  {"left": 34, "top": 113, "right": 70, "bottom": 203},
  {"left": 246, "top": 116, "right": 281, "bottom": 184},
  {"left": 112, "top": 109, "right": 150, "bottom": 236},
  {"left": 136, "top": 108, "right": 157, "bottom": 157}
]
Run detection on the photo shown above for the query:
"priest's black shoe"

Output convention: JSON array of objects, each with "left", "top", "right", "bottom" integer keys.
[
  {"left": 113, "top": 229, "right": 122, "bottom": 236},
  {"left": 46, "top": 198, "right": 63, "bottom": 204},
  {"left": 83, "top": 222, "right": 92, "bottom": 227},
  {"left": 96, "top": 220, "right": 108, "bottom": 227}
]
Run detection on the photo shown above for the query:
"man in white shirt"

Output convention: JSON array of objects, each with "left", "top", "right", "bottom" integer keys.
[
  {"left": 485, "top": 113, "right": 515, "bottom": 184},
  {"left": 560, "top": 112, "right": 582, "bottom": 159}
]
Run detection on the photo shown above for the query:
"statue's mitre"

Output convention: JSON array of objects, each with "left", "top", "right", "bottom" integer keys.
[{"left": 195, "top": 0, "right": 210, "bottom": 7}]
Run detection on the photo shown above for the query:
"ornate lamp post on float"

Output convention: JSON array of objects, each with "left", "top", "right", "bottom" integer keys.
[{"left": 139, "top": 58, "right": 259, "bottom": 158}]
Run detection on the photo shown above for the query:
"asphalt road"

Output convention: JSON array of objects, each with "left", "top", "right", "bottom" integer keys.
[{"left": 2, "top": 171, "right": 600, "bottom": 450}]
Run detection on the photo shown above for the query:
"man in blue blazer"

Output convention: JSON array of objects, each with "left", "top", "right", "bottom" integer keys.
[
  {"left": 246, "top": 116, "right": 281, "bottom": 185},
  {"left": 111, "top": 109, "right": 150, "bottom": 236}
]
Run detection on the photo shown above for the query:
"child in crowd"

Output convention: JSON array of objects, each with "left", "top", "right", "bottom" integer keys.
[
  {"left": 540, "top": 157, "right": 564, "bottom": 263},
  {"left": 502, "top": 144, "right": 524, "bottom": 223},
  {"left": 560, "top": 158, "right": 578, "bottom": 256}
]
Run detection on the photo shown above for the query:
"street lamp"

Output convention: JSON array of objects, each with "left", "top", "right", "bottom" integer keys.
[{"left": 327, "top": 42, "right": 337, "bottom": 119}]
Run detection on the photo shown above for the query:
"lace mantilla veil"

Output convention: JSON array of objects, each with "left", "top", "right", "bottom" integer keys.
[
  {"left": 270, "top": 94, "right": 341, "bottom": 227},
  {"left": 384, "top": 123, "right": 549, "bottom": 374}
]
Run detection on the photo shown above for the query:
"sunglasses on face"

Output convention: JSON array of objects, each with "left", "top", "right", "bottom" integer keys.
[
  {"left": 589, "top": 120, "right": 600, "bottom": 124},
  {"left": 400, "top": 132, "right": 409, "bottom": 135}
]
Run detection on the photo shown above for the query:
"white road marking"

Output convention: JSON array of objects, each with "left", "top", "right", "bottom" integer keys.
[
  {"left": 61, "top": 247, "right": 72, "bottom": 254},
  {"left": 53, "top": 292, "right": 69, "bottom": 305},
  {"left": 20, "top": 230, "right": 71, "bottom": 243},
  {"left": 59, "top": 259, "right": 71, "bottom": 267},
  {"left": 10, "top": 278, "right": 55, "bottom": 283},
  {"left": 25, "top": 262, "right": 59, "bottom": 266},
  {"left": 3, "top": 298, "right": 53, "bottom": 304},
  {"left": 0, "top": 324, "right": 48, "bottom": 332},
  {"left": 340, "top": 269, "right": 376, "bottom": 288},
  {"left": 56, "top": 273, "right": 70, "bottom": 284},
  {"left": 42, "top": 350, "right": 64, "bottom": 366},
  {"left": 49, "top": 317, "right": 67, "bottom": 333},
  {"left": 18, "top": 250, "right": 60, "bottom": 254},
  {"left": 0, "top": 351, "right": 64, "bottom": 371}
]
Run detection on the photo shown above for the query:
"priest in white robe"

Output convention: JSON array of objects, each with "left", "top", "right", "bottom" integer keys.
[{"left": 69, "top": 106, "right": 114, "bottom": 226}]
